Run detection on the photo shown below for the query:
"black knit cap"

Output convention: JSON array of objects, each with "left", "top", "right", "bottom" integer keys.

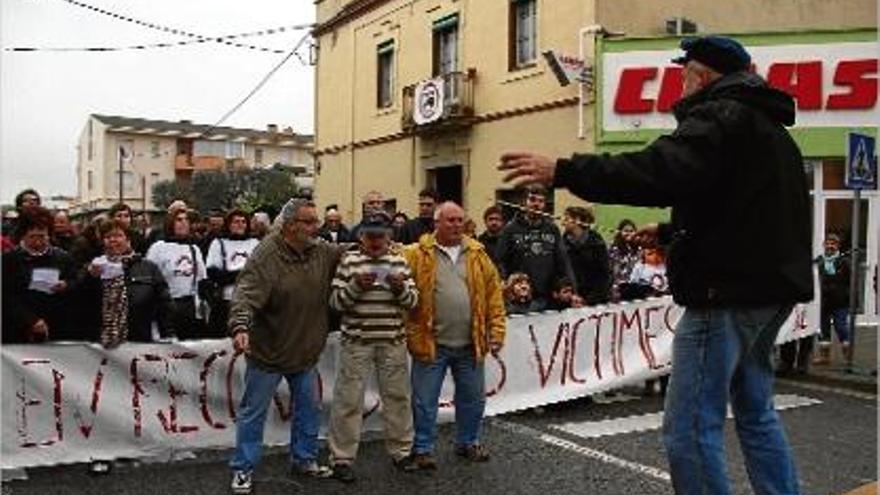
[
  {"left": 671, "top": 35, "right": 751, "bottom": 75},
  {"left": 359, "top": 211, "right": 392, "bottom": 235}
]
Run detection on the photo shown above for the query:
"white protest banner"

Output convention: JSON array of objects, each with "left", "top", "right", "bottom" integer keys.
[{"left": 1, "top": 297, "right": 816, "bottom": 469}]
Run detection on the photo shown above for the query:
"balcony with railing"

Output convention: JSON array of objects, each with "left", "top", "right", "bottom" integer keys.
[
  {"left": 174, "top": 155, "right": 245, "bottom": 171},
  {"left": 402, "top": 69, "right": 476, "bottom": 134}
]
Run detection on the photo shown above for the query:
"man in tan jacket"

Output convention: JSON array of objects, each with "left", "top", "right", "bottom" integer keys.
[{"left": 403, "top": 202, "right": 506, "bottom": 470}]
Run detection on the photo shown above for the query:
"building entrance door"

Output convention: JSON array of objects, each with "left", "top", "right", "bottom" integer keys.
[{"left": 428, "top": 165, "right": 463, "bottom": 206}]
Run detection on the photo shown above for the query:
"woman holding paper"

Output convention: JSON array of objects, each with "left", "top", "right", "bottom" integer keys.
[
  {"left": 1, "top": 206, "right": 76, "bottom": 343},
  {"left": 86, "top": 220, "right": 175, "bottom": 347}
]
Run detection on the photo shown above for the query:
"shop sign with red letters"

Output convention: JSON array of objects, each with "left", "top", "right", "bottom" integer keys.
[{"left": 602, "top": 41, "right": 878, "bottom": 132}]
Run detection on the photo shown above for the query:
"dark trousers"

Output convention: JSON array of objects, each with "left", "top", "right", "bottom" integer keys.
[
  {"left": 170, "top": 296, "right": 207, "bottom": 340},
  {"left": 207, "top": 299, "right": 230, "bottom": 339},
  {"left": 779, "top": 336, "right": 814, "bottom": 373}
]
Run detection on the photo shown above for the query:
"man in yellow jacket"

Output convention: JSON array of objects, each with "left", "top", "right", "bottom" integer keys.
[{"left": 403, "top": 201, "right": 506, "bottom": 470}]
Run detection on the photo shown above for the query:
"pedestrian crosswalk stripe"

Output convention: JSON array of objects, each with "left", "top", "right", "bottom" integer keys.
[
  {"left": 551, "top": 394, "right": 821, "bottom": 439},
  {"left": 490, "top": 419, "right": 672, "bottom": 482},
  {"left": 777, "top": 379, "right": 877, "bottom": 401}
]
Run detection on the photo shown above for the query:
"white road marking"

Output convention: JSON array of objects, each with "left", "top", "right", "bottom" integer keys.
[
  {"left": 551, "top": 394, "right": 822, "bottom": 439},
  {"left": 777, "top": 379, "right": 877, "bottom": 401},
  {"left": 490, "top": 419, "right": 672, "bottom": 482}
]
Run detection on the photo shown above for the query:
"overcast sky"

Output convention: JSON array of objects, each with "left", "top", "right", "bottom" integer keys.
[{"left": 0, "top": 0, "right": 315, "bottom": 204}]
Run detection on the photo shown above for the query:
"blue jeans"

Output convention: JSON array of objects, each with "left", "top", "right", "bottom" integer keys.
[
  {"left": 819, "top": 306, "right": 851, "bottom": 343},
  {"left": 229, "top": 360, "right": 321, "bottom": 472},
  {"left": 663, "top": 306, "right": 800, "bottom": 495},
  {"left": 411, "top": 345, "right": 485, "bottom": 454}
]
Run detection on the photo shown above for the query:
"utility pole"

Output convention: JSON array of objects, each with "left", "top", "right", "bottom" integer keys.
[{"left": 118, "top": 145, "right": 125, "bottom": 204}]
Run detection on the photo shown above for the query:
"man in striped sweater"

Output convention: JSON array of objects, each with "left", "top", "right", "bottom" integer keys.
[{"left": 327, "top": 211, "right": 419, "bottom": 483}]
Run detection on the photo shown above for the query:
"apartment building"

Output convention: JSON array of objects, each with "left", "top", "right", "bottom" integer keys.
[{"left": 74, "top": 114, "right": 314, "bottom": 213}]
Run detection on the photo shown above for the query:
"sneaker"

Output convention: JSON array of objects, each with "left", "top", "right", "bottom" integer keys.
[
  {"left": 454, "top": 444, "right": 490, "bottom": 462},
  {"left": 290, "top": 460, "right": 333, "bottom": 479},
  {"left": 391, "top": 454, "right": 419, "bottom": 472},
  {"left": 412, "top": 453, "right": 437, "bottom": 470},
  {"left": 330, "top": 463, "right": 356, "bottom": 483},
  {"left": 230, "top": 470, "right": 253, "bottom": 494},
  {"left": 88, "top": 461, "right": 112, "bottom": 476}
]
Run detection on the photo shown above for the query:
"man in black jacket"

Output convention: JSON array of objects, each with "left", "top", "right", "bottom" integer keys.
[
  {"left": 318, "top": 205, "right": 351, "bottom": 243},
  {"left": 397, "top": 189, "right": 438, "bottom": 244},
  {"left": 476, "top": 205, "right": 506, "bottom": 266},
  {"left": 561, "top": 206, "right": 610, "bottom": 305},
  {"left": 499, "top": 36, "right": 811, "bottom": 495},
  {"left": 496, "top": 187, "right": 575, "bottom": 310}
]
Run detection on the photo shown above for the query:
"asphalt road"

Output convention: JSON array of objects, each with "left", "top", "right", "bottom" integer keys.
[{"left": 3, "top": 380, "right": 875, "bottom": 495}]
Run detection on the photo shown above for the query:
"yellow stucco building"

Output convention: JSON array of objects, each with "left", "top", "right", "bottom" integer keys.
[{"left": 312, "top": 0, "right": 876, "bottom": 229}]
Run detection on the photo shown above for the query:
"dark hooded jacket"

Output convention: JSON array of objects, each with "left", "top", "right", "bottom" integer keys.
[
  {"left": 496, "top": 213, "right": 576, "bottom": 304},
  {"left": 318, "top": 224, "right": 351, "bottom": 244},
  {"left": 553, "top": 72, "right": 813, "bottom": 306},
  {"left": 564, "top": 229, "right": 611, "bottom": 305},
  {"left": 397, "top": 217, "right": 434, "bottom": 244}
]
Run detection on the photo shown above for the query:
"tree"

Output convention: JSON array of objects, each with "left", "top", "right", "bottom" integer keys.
[
  {"left": 151, "top": 180, "right": 193, "bottom": 211},
  {"left": 151, "top": 166, "right": 300, "bottom": 215},
  {"left": 190, "top": 171, "right": 233, "bottom": 213},
  {"left": 234, "top": 166, "right": 299, "bottom": 214}
]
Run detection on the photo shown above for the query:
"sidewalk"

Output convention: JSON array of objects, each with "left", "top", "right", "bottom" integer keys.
[
  {"left": 842, "top": 482, "right": 878, "bottom": 495},
  {"left": 788, "top": 322, "right": 878, "bottom": 395}
]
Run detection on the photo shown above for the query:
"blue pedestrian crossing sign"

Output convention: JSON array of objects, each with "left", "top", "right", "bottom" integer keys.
[{"left": 845, "top": 132, "right": 877, "bottom": 190}]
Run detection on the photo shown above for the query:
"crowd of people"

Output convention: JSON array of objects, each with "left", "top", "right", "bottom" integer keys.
[
  {"left": 0, "top": 177, "right": 850, "bottom": 491},
  {"left": 1, "top": 190, "right": 277, "bottom": 344},
  {"left": 0, "top": 185, "right": 674, "bottom": 349},
  {"left": 316, "top": 186, "right": 673, "bottom": 317},
  {"left": 0, "top": 182, "right": 673, "bottom": 489}
]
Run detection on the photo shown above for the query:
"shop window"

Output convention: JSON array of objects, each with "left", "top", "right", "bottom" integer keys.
[
  {"left": 803, "top": 160, "right": 816, "bottom": 191},
  {"left": 822, "top": 158, "right": 846, "bottom": 190}
]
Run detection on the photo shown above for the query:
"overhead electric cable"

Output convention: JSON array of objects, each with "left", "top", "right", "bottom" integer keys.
[
  {"left": 203, "top": 32, "right": 311, "bottom": 136},
  {"left": 5, "top": 23, "right": 314, "bottom": 53},
  {"left": 51, "top": 0, "right": 307, "bottom": 54}
]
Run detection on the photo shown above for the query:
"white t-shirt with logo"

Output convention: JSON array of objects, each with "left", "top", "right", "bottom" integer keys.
[
  {"left": 206, "top": 238, "right": 260, "bottom": 300},
  {"left": 146, "top": 240, "right": 207, "bottom": 299}
]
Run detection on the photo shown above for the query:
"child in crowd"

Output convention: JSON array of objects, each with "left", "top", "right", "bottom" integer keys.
[
  {"left": 549, "top": 277, "right": 585, "bottom": 311},
  {"left": 622, "top": 247, "right": 668, "bottom": 300},
  {"left": 504, "top": 272, "right": 543, "bottom": 314},
  {"left": 608, "top": 219, "right": 642, "bottom": 302}
]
